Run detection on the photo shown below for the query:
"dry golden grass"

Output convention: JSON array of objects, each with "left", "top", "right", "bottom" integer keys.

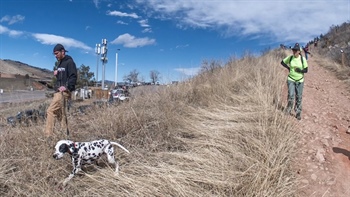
[
  {"left": 311, "top": 52, "right": 350, "bottom": 91},
  {"left": 0, "top": 49, "right": 300, "bottom": 196}
]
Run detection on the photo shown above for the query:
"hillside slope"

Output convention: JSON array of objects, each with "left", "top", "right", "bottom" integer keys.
[
  {"left": 292, "top": 54, "right": 350, "bottom": 196},
  {"left": 0, "top": 59, "right": 52, "bottom": 79}
]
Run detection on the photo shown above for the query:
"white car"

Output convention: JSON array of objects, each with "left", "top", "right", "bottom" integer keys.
[{"left": 111, "top": 88, "right": 129, "bottom": 101}]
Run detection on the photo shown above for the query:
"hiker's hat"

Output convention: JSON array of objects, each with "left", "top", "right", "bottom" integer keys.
[
  {"left": 292, "top": 43, "right": 301, "bottom": 51},
  {"left": 53, "top": 44, "right": 68, "bottom": 52}
]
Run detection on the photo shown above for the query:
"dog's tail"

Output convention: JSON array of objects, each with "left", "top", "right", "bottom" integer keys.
[{"left": 110, "top": 142, "right": 130, "bottom": 153}]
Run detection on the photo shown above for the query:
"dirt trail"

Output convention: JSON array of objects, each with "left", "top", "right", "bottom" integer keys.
[{"left": 293, "top": 56, "right": 350, "bottom": 196}]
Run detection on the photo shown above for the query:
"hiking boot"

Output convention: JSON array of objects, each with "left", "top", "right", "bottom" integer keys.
[
  {"left": 284, "top": 108, "right": 292, "bottom": 115},
  {"left": 296, "top": 112, "right": 301, "bottom": 120},
  {"left": 285, "top": 102, "right": 293, "bottom": 115}
]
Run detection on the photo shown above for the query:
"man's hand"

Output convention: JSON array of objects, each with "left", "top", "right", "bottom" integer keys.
[
  {"left": 54, "top": 70, "right": 58, "bottom": 76},
  {"left": 58, "top": 86, "right": 67, "bottom": 92},
  {"left": 295, "top": 68, "right": 303, "bottom": 73}
]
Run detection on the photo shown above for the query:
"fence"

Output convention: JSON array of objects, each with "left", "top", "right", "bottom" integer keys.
[{"left": 93, "top": 89, "right": 110, "bottom": 100}]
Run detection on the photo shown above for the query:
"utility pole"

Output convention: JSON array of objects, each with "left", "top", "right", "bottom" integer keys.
[
  {"left": 115, "top": 49, "right": 120, "bottom": 88},
  {"left": 101, "top": 39, "right": 108, "bottom": 90},
  {"left": 95, "top": 43, "right": 101, "bottom": 87}
]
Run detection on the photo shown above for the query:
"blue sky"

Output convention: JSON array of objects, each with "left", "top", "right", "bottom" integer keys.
[{"left": 0, "top": 0, "right": 349, "bottom": 84}]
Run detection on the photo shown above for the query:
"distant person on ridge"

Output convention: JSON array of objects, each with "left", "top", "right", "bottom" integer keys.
[
  {"left": 303, "top": 44, "right": 311, "bottom": 60},
  {"left": 44, "top": 44, "right": 77, "bottom": 138},
  {"left": 280, "top": 43, "right": 308, "bottom": 120}
]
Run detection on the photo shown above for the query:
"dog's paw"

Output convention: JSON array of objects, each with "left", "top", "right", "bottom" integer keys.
[
  {"left": 62, "top": 178, "right": 70, "bottom": 187},
  {"left": 56, "top": 184, "right": 66, "bottom": 192}
]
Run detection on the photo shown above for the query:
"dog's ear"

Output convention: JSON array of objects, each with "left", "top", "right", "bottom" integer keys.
[{"left": 59, "top": 143, "right": 69, "bottom": 154}]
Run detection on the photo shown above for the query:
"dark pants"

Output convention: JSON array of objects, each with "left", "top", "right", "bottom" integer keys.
[{"left": 286, "top": 80, "right": 304, "bottom": 115}]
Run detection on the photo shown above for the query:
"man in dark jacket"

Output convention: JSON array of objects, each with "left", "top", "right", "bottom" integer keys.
[{"left": 44, "top": 44, "right": 77, "bottom": 137}]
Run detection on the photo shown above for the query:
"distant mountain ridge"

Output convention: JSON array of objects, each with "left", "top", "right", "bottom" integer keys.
[{"left": 0, "top": 59, "right": 53, "bottom": 79}]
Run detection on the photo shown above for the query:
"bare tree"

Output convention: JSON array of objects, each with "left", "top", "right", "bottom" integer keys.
[
  {"left": 150, "top": 70, "right": 160, "bottom": 84},
  {"left": 199, "top": 59, "right": 222, "bottom": 74},
  {"left": 123, "top": 69, "right": 139, "bottom": 83}
]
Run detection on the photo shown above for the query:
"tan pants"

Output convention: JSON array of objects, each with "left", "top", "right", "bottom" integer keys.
[{"left": 44, "top": 91, "right": 71, "bottom": 137}]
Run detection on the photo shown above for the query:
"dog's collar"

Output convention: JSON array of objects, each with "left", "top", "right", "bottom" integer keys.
[{"left": 69, "top": 142, "right": 78, "bottom": 154}]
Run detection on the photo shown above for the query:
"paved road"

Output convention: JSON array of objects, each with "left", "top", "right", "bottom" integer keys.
[{"left": 0, "top": 90, "right": 46, "bottom": 104}]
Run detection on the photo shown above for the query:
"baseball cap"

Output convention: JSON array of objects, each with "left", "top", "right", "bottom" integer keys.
[
  {"left": 53, "top": 44, "right": 68, "bottom": 52},
  {"left": 292, "top": 43, "right": 301, "bottom": 51}
]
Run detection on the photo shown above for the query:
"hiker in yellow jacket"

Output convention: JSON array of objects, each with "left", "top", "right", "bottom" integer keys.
[{"left": 281, "top": 43, "right": 308, "bottom": 120}]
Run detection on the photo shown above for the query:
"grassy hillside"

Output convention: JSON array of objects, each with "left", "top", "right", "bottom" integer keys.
[
  {"left": 1, "top": 22, "right": 349, "bottom": 196},
  {"left": 0, "top": 59, "right": 53, "bottom": 90},
  {"left": 0, "top": 49, "right": 301, "bottom": 196},
  {"left": 0, "top": 59, "right": 52, "bottom": 79},
  {"left": 309, "top": 22, "right": 350, "bottom": 92},
  {"left": 310, "top": 22, "right": 350, "bottom": 68}
]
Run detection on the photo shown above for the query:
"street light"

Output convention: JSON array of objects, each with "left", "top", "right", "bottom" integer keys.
[
  {"left": 115, "top": 49, "right": 120, "bottom": 88},
  {"left": 101, "top": 39, "right": 108, "bottom": 90},
  {"left": 95, "top": 43, "right": 101, "bottom": 87}
]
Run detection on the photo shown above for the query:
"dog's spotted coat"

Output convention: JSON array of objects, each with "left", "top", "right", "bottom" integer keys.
[{"left": 53, "top": 139, "right": 129, "bottom": 185}]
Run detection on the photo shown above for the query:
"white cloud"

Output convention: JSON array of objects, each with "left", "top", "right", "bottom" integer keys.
[
  {"left": 175, "top": 44, "right": 189, "bottom": 49},
  {"left": 0, "top": 25, "right": 24, "bottom": 37},
  {"left": 138, "top": 19, "right": 150, "bottom": 27},
  {"left": 139, "top": 19, "right": 152, "bottom": 33},
  {"left": 32, "top": 33, "right": 93, "bottom": 51},
  {"left": 107, "top": 10, "right": 152, "bottom": 34},
  {"left": 93, "top": 0, "right": 99, "bottom": 8},
  {"left": 0, "top": 15, "right": 25, "bottom": 25},
  {"left": 8, "top": 29, "right": 23, "bottom": 37},
  {"left": 142, "top": 28, "right": 152, "bottom": 33},
  {"left": 0, "top": 16, "right": 10, "bottom": 23},
  {"left": 116, "top": 20, "right": 128, "bottom": 25},
  {"left": 107, "top": 10, "right": 139, "bottom": 19},
  {"left": 111, "top": 33, "right": 156, "bottom": 48},
  {"left": 174, "top": 67, "right": 200, "bottom": 76},
  {"left": 0, "top": 25, "right": 9, "bottom": 34},
  {"left": 135, "top": 0, "right": 350, "bottom": 44},
  {"left": 0, "top": 25, "right": 91, "bottom": 51}
]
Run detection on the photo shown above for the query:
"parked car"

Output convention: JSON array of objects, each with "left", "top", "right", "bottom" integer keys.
[{"left": 110, "top": 88, "right": 129, "bottom": 102}]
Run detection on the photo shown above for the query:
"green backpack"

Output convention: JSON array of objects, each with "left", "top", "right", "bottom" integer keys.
[{"left": 289, "top": 54, "right": 304, "bottom": 69}]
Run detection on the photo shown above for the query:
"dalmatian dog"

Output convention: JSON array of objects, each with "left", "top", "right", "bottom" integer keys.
[{"left": 53, "top": 139, "right": 129, "bottom": 185}]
